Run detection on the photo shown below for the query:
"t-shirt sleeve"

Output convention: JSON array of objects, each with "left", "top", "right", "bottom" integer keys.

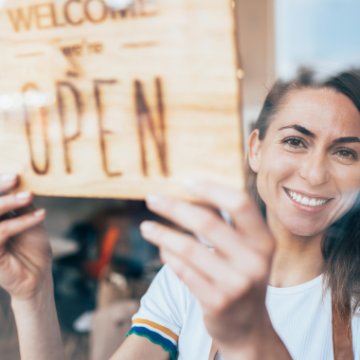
[{"left": 127, "top": 265, "right": 188, "bottom": 360}]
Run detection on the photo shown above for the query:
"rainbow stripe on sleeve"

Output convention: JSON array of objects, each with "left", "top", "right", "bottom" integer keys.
[{"left": 126, "top": 318, "right": 179, "bottom": 360}]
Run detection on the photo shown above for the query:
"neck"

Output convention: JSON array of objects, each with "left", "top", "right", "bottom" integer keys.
[{"left": 267, "top": 212, "right": 325, "bottom": 288}]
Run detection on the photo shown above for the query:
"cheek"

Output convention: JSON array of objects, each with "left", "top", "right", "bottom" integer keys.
[
  {"left": 256, "top": 148, "right": 300, "bottom": 202},
  {"left": 332, "top": 165, "right": 360, "bottom": 193},
  {"left": 330, "top": 171, "right": 360, "bottom": 222}
]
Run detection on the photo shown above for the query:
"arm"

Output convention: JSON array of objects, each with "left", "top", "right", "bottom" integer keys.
[
  {"left": 11, "top": 275, "right": 66, "bottom": 360},
  {"left": 111, "top": 265, "right": 184, "bottom": 360},
  {"left": 0, "top": 174, "right": 66, "bottom": 360},
  {"left": 141, "top": 180, "right": 292, "bottom": 360},
  {"left": 217, "top": 312, "right": 292, "bottom": 360},
  {"left": 110, "top": 334, "right": 170, "bottom": 360}
]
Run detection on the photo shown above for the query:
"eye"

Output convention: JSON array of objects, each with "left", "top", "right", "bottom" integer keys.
[
  {"left": 282, "top": 137, "right": 306, "bottom": 148},
  {"left": 335, "top": 148, "right": 358, "bottom": 160}
]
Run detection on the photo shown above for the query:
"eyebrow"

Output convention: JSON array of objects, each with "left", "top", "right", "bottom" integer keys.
[
  {"left": 332, "top": 137, "right": 360, "bottom": 145},
  {"left": 278, "top": 125, "right": 315, "bottom": 137},
  {"left": 279, "top": 125, "right": 360, "bottom": 145}
]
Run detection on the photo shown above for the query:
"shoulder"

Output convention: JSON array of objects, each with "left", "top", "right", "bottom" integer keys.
[
  {"left": 128, "top": 265, "right": 191, "bottom": 360},
  {"left": 132, "top": 265, "right": 190, "bottom": 331},
  {"left": 142, "top": 264, "right": 189, "bottom": 305}
]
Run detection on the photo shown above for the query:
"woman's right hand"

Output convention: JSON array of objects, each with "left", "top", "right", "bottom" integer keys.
[
  {"left": 141, "top": 181, "right": 292, "bottom": 360},
  {"left": 0, "top": 173, "right": 51, "bottom": 302}
]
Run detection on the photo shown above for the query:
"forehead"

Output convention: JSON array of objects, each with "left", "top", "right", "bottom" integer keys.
[{"left": 269, "top": 88, "right": 360, "bottom": 137}]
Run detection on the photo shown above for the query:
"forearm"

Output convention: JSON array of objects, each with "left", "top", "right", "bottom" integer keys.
[
  {"left": 111, "top": 335, "right": 171, "bottom": 360},
  {"left": 11, "top": 273, "right": 66, "bottom": 360},
  {"left": 219, "top": 315, "right": 292, "bottom": 360}
]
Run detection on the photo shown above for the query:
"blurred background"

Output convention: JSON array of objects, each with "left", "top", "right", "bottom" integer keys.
[
  {"left": 2, "top": 0, "right": 360, "bottom": 359},
  {"left": 239, "top": 0, "right": 360, "bottom": 139}
]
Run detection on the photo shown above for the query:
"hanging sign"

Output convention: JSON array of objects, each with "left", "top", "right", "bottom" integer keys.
[{"left": 0, "top": 0, "right": 243, "bottom": 199}]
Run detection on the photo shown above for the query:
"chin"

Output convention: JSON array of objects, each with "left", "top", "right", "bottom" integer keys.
[
  {"left": 282, "top": 218, "right": 327, "bottom": 237},
  {"left": 287, "top": 227, "right": 322, "bottom": 237}
]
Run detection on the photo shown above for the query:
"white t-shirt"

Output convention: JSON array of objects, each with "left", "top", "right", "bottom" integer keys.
[{"left": 128, "top": 265, "right": 360, "bottom": 360}]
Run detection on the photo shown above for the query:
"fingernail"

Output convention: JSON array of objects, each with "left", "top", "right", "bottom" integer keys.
[
  {"left": 140, "top": 221, "right": 156, "bottom": 233},
  {"left": 182, "top": 178, "right": 198, "bottom": 189},
  {"left": 34, "top": 209, "right": 46, "bottom": 217},
  {"left": 1, "top": 173, "right": 16, "bottom": 182},
  {"left": 16, "top": 191, "right": 31, "bottom": 200},
  {"left": 146, "top": 194, "right": 164, "bottom": 204}
]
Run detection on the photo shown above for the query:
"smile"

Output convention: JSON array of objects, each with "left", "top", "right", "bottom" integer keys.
[{"left": 284, "top": 188, "right": 332, "bottom": 207}]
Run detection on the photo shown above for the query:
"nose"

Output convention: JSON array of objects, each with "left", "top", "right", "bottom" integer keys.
[{"left": 299, "top": 151, "right": 331, "bottom": 186}]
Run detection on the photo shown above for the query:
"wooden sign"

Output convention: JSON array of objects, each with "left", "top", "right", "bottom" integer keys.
[{"left": 0, "top": 0, "right": 243, "bottom": 199}]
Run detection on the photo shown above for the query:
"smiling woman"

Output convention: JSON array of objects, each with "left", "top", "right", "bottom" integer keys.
[{"left": 246, "top": 69, "right": 360, "bottom": 323}]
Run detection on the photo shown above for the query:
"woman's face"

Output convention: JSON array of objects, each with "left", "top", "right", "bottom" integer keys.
[{"left": 249, "top": 88, "right": 360, "bottom": 237}]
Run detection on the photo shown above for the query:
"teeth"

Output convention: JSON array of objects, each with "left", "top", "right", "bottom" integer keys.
[
  {"left": 301, "top": 197, "right": 309, "bottom": 205},
  {"left": 286, "top": 189, "right": 328, "bottom": 207},
  {"left": 309, "top": 199, "right": 316, "bottom": 206}
]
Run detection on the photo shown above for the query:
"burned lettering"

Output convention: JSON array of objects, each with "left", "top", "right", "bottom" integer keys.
[
  {"left": 134, "top": 78, "right": 168, "bottom": 177},
  {"left": 94, "top": 79, "right": 122, "bottom": 177},
  {"left": 22, "top": 83, "right": 50, "bottom": 175},
  {"left": 7, "top": 7, "right": 34, "bottom": 32},
  {"left": 56, "top": 82, "right": 82, "bottom": 174}
]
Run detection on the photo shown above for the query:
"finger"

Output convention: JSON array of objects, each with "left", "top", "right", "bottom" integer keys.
[
  {"left": 160, "top": 248, "right": 227, "bottom": 311},
  {"left": 183, "top": 180, "right": 274, "bottom": 254},
  {"left": 0, "top": 191, "right": 34, "bottom": 218},
  {"left": 0, "top": 209, "right": 46, "bottom": 247},
  {"left": 0, "top": 173, "right": 18, "bottom": 194},
  {"left": 140, "top": 221, "right": 252, "bottom": 289},
  {"left": 145, "top": 194, "right": 248, "bottom": 259},
  {"left": 14, "top": 203, "right": 36, "bottom": 216}
]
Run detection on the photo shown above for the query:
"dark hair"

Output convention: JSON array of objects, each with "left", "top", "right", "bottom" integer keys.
[{"left": 246, "top": 68, "right": 360, "bottom": 322}]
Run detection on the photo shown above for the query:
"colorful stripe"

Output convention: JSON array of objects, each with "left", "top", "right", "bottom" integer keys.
[
  {"left": 129, "top": 322, "right": 176, "bottom": 345},
  {"left": 132, "top": 318, "right": 179, "bottom": 342},
  {"left": 127, "top": 326, "right": 178, "bottom": 360}
]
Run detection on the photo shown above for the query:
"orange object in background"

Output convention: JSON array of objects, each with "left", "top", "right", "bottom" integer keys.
[{"left": 85, "top": 227, "right": 120, "bottom": 279}]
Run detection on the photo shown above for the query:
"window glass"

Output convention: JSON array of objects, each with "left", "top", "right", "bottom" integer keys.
[{"left": 276, "top": 0, "right": 360, "bottom": 78}]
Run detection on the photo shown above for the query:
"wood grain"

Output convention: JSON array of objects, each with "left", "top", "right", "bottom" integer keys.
[{"left": 0, "top": 0, "right": 243, "bottom": 199}]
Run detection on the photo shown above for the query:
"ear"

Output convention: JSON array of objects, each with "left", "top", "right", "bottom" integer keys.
[{"left": 248, "top": 129, "right": 262, "bottom": 173}]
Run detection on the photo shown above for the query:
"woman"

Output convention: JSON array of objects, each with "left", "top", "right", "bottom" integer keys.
[{"left": 1, "top": 68, "right": 360, "bottom": 360}]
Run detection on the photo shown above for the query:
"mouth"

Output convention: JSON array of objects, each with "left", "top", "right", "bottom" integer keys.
[{"left": 283, "top": 187, "right": 333, "bottom": 208}]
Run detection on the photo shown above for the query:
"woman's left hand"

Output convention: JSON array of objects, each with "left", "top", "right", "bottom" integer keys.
[{"left": 140, "top": 180, "right": 291, "bottom": 360}]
